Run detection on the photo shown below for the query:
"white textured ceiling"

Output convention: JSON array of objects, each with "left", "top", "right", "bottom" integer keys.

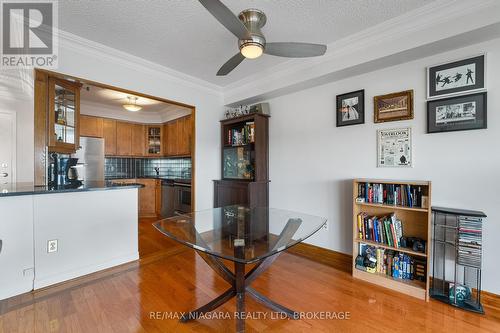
[{"left": 59, "top": 0, "right": 434, "bottom": 87}]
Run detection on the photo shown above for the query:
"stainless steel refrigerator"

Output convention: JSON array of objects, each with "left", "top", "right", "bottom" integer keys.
[{"left": 72, "top": 137, "right": 105, "bottom": 181}]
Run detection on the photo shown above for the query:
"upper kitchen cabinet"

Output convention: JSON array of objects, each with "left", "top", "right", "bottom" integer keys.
[
  {"left": 80, "top": 115, "right": 103, "bottom": 138},
  {"left": 103, "top": 118, "right": 117, "bottom": 156},
  {"left": 145, "top": 125, "right": 163, "bottom": 156},
  {"left": 131, "top": 124, "right": 145, "bottom": 156},
  {"left": 116, "top": 121, "right": 133, "bottom": 156},
  {"left": 164, "top": 114, "right": 192, "bottom": 157},
  {"left": 48, "top": 77, "right": 82, "bottom": 153}
]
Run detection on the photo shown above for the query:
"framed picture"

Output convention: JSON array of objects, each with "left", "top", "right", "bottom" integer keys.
[
  {"left": 427, "top": 92, "right": 487, "bottom": 133},
  {"left": 377, "top": 127, "right": 412, "bottom": 168},
  {"left": 427, "top": 54, "right": 485, "bottom": 99},
  {"left": 336, "top": 90, "right": 364, "bottom": 127},
  {"left": 374, "top": 90, "right": 413, "bottom": 123}
]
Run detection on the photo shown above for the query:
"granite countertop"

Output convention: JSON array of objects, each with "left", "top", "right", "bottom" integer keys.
[{"left": 0, "top": 181, "right": 144, "bottom": 197}]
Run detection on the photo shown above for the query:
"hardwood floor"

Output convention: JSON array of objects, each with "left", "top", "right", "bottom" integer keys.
[{"left": 1, "top": 218, "right": 499, "bottom": 332}]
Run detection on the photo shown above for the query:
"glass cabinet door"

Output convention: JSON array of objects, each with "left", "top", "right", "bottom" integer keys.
[
  {"left": 48, "top": 78, "right": 81, "bottom": 153},
  {"left": 146, "top": 125, "right": 162, "bottom": 155}
]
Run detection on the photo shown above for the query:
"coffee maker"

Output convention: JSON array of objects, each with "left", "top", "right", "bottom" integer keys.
[{"left": 48, "top": 153, "right": 80, "bottom": 187}]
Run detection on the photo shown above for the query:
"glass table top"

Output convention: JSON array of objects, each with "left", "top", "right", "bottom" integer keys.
[{"left": 153, "top": 205, "right": 327, "bottom": 264}]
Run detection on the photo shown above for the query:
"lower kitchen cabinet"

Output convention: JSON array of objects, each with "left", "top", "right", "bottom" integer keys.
[{"left": 112, "top": 179, "right": 161, "bottom": 218}]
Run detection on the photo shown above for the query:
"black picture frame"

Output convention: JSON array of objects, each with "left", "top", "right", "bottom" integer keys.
[
  {"left": 427, "top": 54, "right": 485, "bottom": 99},
  {"left": 336, "top": 89, "right": 364, "bottom": 127},
  {"left": 427, "top": 92, "right": 487, "bottom": 133}
]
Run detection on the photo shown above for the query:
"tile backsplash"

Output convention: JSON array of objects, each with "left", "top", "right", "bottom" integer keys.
[{"left": 105, "top": 157, "right": 191, "bottom": 179}]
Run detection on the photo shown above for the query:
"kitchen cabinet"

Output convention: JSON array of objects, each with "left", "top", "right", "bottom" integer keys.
[
  {"left": 103, "top": 119, "right": 117, "bottom": 155},
  {"left": 48, "top": 77, "right": 82, "bottom": 153},
  {"left": 137, "top": 179, "right": 157, "bottom": 217},
  {"left": 145, "top": 125, "right": 163, "bottom": 156},
  {"left": 131, "top": 124, "right": 145, "bottom": 156},
  {"left": 155, "top": 180, "right": 162, "bottom": 216},
  {"left": 164, "top": 121, "right": 177, "bottom": 156},
  {"left": 178, "top": 115, "right": 192, "bottom": 156},
  {"left": 78, "top": 115, "right": 192, "bottom": 157},
  {"left": 164, "top": 115, "right": 192, "bottom": 157},
  {"left": 116, "top": 121, "right": 133, "bottom": 156},
  {"left": 80, "top": 115, "right": 103, "bottom": 138}
]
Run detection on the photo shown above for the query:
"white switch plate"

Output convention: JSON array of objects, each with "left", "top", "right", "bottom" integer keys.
[{"left": 47, "top": 239, "right": 58, "bottom": 253}]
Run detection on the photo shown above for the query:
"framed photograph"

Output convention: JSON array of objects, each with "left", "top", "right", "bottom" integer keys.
[
  {"left": 377, "top": 127, "right": 412, "bottom": 168},
  {"left": 427, "top": 92, "right": 487, "bottom": 133},
  {"left": 427, "top": 54, "right": 485, "bottom": 99},
  {"left": 374, "top": 90, "right": 413, "bottom": 123},
  {"left": 336, "top": 90, "right": 364, "bottom": 127}
]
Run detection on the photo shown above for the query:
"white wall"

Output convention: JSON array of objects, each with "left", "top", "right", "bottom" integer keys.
[
  {"left": 0, "top": 35, "right": 223, "bottom": 211},
  {"left": 266, "top": 38, "right": 500, "bottom": 294}
]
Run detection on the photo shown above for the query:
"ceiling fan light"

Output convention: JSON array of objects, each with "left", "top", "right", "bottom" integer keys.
[
  {"left": 123, "top": 96, "right": 142, "bottom": 112},
  {"left": 240, "top": 42, "right": 263, "bottom": 59}
]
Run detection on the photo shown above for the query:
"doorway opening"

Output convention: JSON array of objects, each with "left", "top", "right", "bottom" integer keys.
[{"left": 34, "top": 69, "right": 196, "bottom": 258}]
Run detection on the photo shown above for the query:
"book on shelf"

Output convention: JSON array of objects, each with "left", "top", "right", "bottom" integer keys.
[
  {"left": 357, "top": 182, "right": 424, "bottom": 208},
  {"left": 357, "top": 244, "right": 426, "bottom": 282},
  {"left": 357, "top": 212, "right": 403, "bottom": 248},
  {"left": 227, "top": 122, "right": 255, "bottom": 146}
]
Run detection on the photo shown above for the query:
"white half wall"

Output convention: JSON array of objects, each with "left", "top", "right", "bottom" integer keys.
[
  {"left": 33, "top": 189, "right": 139, "bottom": 289},
  {"left": 266, "top": 38, "right": 500, "bottom": 294}
]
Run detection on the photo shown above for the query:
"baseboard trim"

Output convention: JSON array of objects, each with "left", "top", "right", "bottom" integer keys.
[
  {"left": 34, "top": 252, "right": 139, "bottom": 290},
  {"left": 291, "top": 244, "right": 500, "bottom": 312},
  {"left": 287, "top": 242, "right": 353, "bottom": 273}
]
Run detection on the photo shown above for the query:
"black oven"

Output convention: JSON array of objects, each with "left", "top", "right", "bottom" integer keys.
[{"left": 174, "top": 182, "right": 191, "bottom": 214}]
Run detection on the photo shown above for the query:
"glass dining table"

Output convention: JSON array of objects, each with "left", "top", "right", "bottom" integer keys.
[{"left": 154, "top": 205, "right": 327, "bottom": 332}]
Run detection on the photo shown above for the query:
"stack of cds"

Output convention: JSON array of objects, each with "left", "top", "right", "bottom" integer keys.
[{"left": 457, "top": 216, "right": 482, "bottom": 268}]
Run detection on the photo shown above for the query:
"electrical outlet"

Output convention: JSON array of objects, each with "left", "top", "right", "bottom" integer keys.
[
  {"left": 47, "top": 239, "right": 58, "bottom": 253},
  {"left": 323, "top": 222, "right": 328, "bottom": 231}
]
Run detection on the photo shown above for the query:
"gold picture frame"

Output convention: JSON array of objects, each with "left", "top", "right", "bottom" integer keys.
[{"left": 374, "top": 90, "right": 414, "bottom": 123}]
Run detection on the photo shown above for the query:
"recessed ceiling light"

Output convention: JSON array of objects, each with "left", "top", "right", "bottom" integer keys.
[{"left": 123, "top": 96, "right": 142, "bottom": 112}]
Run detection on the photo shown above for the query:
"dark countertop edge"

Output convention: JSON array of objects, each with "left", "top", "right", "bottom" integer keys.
[{"left": 0, "top": 183, "right": 144, "bottom": 198}]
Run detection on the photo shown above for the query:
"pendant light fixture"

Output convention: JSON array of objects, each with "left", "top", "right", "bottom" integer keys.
[{"left": 123, "top": 96, "right": 142, "bottom": 112}]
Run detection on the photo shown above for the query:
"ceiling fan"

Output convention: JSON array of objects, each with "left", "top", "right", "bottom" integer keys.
[{"left": 198, "top": 0, "right": 327, "bottom": 76}]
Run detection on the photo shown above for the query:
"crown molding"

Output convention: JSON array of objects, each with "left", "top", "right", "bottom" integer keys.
[
  {"left": 223, "top": 0, "right": 500, "bottom": 105},
  {"left": 57, "top": 30, "right": 223, "bottom": 96}
]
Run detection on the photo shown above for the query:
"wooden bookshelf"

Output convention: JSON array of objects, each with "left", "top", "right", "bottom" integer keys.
[{"left": 352, "top": 179, "right": 432, "bottom": 301}]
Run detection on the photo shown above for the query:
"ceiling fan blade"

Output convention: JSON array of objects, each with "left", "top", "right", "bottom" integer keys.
[
  {"left": 217, "top": 53, "right": 245, "bottom": 76},
  {"left": 265, "top": 42, "right": 327, "bottom": 58},
  {"left": 198, "top": 0, "right": 249, "bottom": 39}
]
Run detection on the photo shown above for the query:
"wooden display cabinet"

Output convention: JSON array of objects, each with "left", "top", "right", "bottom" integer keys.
[
  {"left": 48, "top": 77, "right": 82, "bottom": 153},
  {"left": 214, "top": 113, "right": 269, "bottom": 208}
]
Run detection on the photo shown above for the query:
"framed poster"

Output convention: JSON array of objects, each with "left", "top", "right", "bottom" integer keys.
[
  {"left": 336, "top": 90, "right": 364, "bottom": 127},
  {"left": 374, "top": 90, "right": 414, "bottom": 123},
  {"left": 427, "top": 92, "right": 487, "bottom": 133},
  {"left": 427, "top": 54, "right": 485, "bottom": 99},
  {"left": 377, "top": 128, "right": 412, "bottom": 168}
]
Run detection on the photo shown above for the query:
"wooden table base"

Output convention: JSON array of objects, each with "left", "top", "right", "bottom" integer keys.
[{"left": 180, "top": 250, "right": 298, "bottom": 332}]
